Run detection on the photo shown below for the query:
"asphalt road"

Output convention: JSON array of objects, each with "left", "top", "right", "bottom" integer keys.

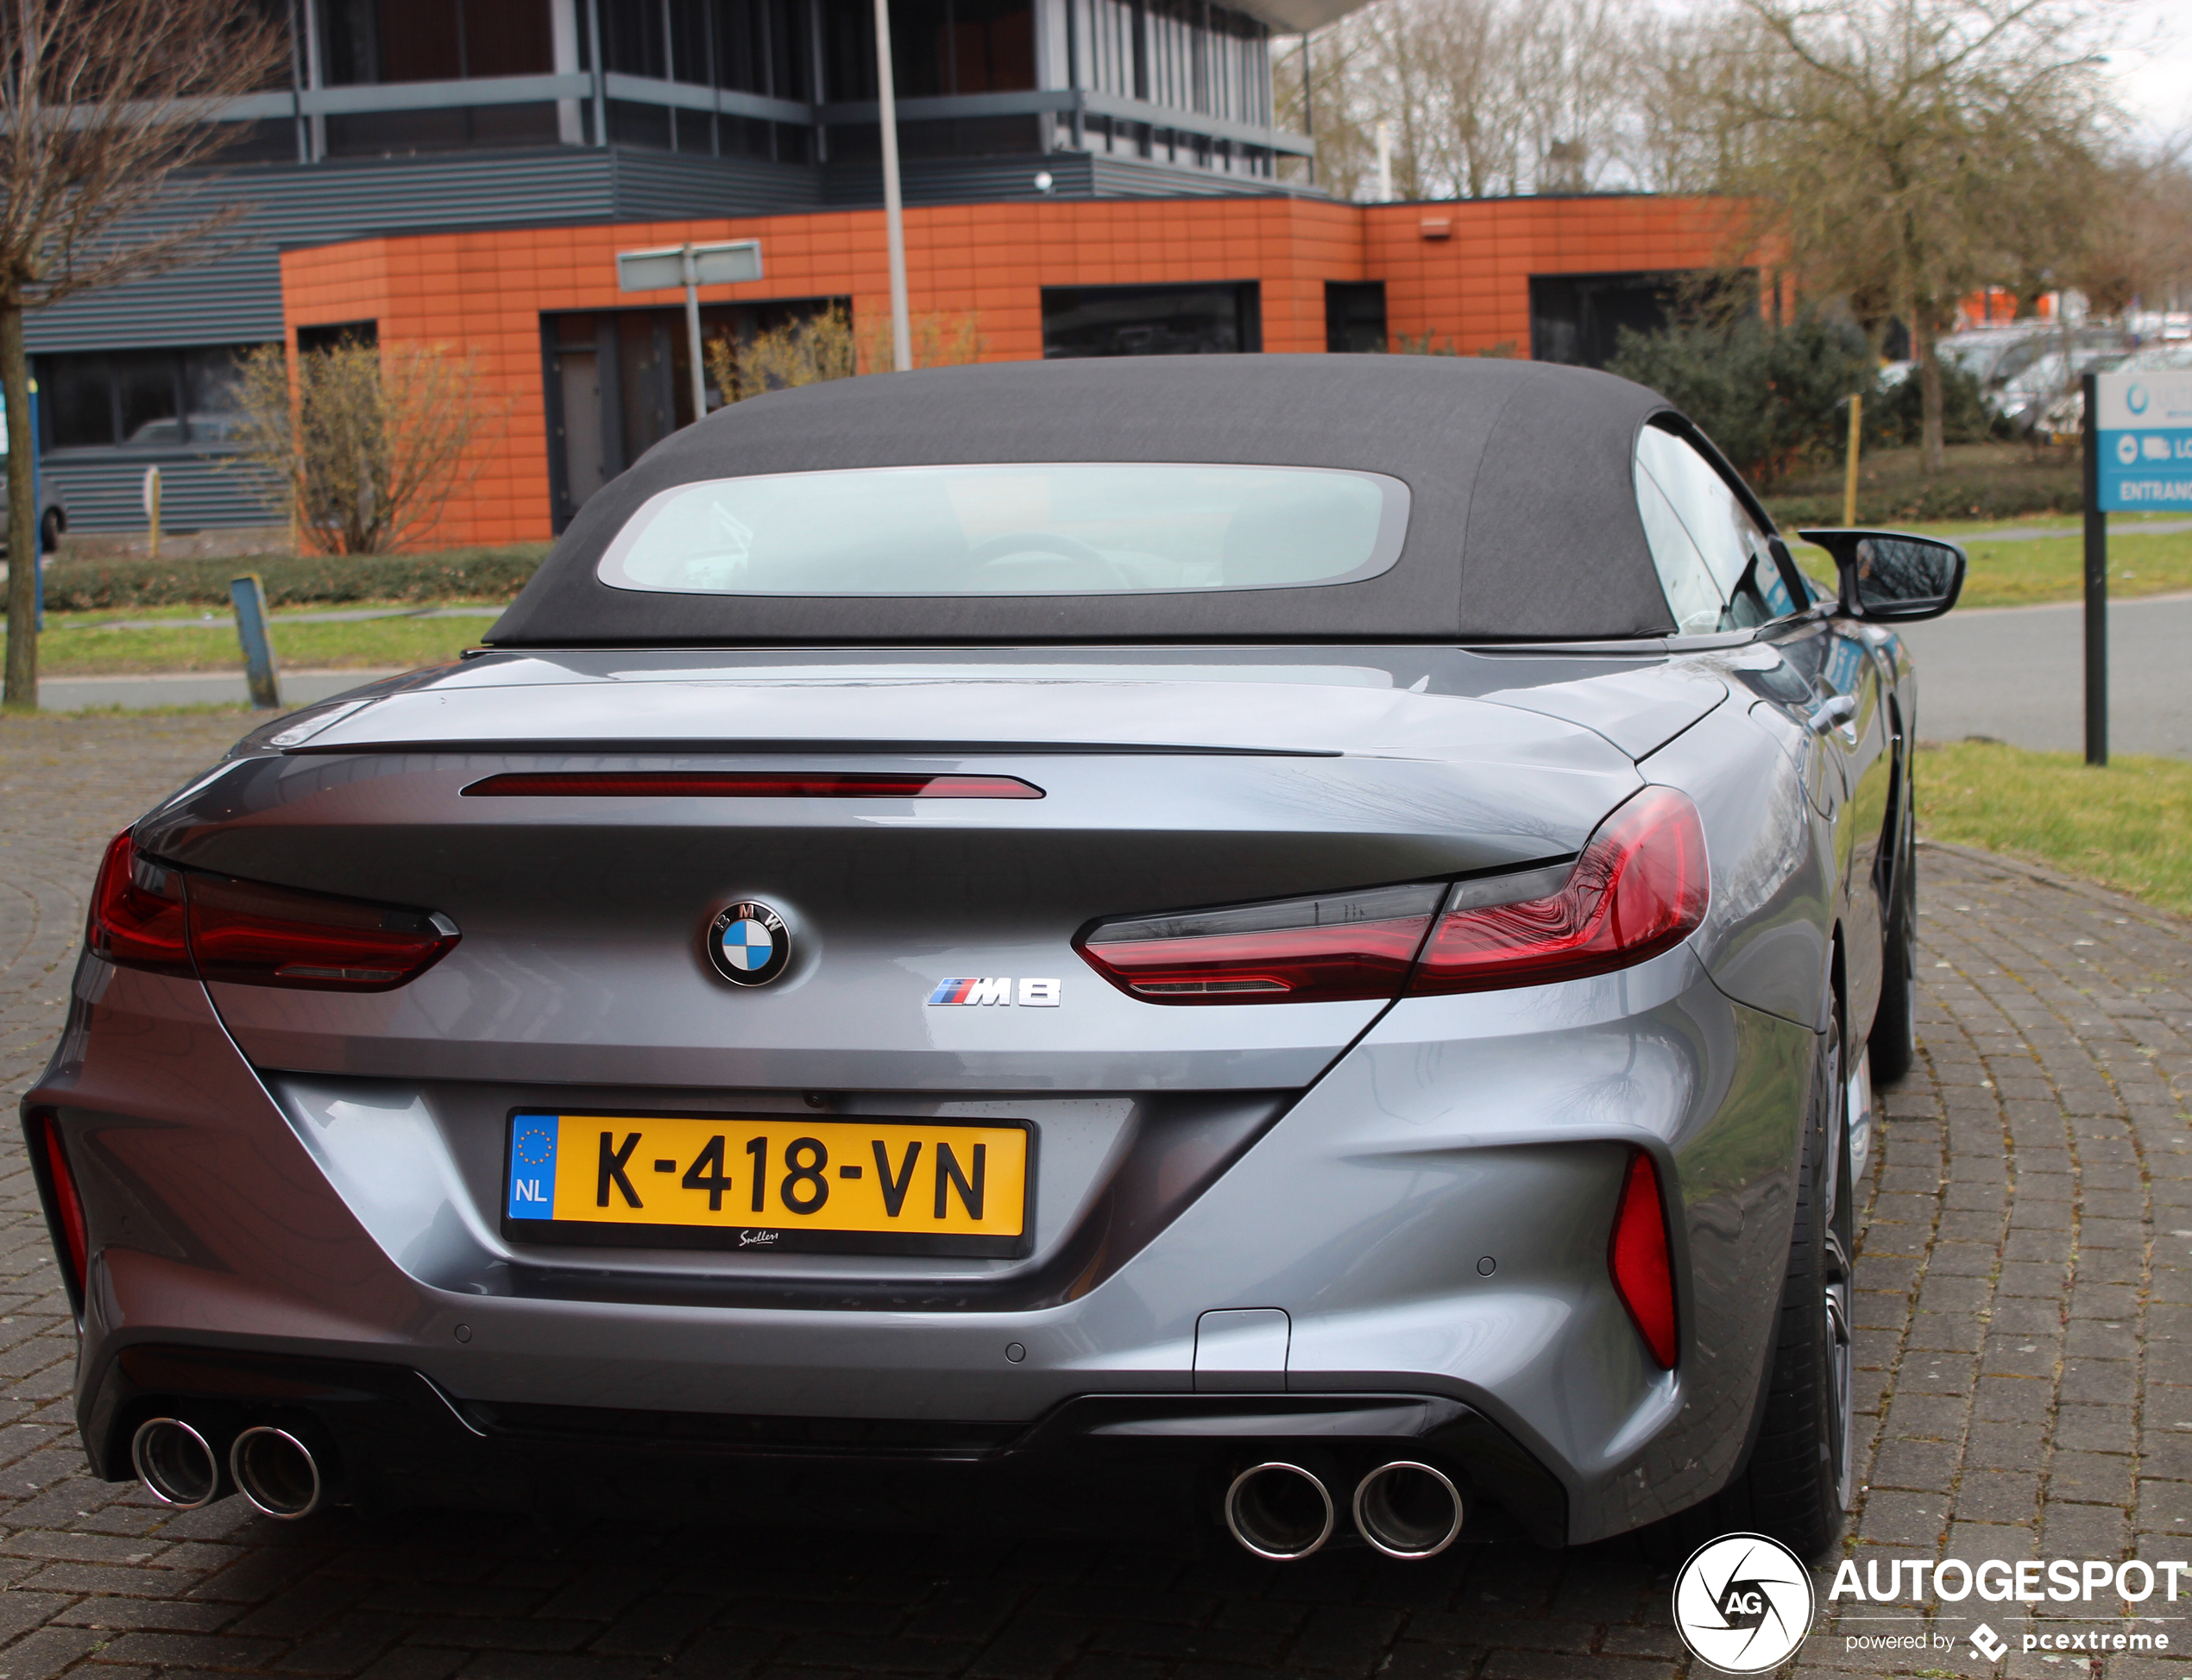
[{"left": 1898, "top": 591, "right": 2192, "bottom": 758}]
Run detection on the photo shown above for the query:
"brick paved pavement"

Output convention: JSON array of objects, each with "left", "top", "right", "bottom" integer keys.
[{"left": 2, "top": 715, "right": 2191, "bottom": 1678}]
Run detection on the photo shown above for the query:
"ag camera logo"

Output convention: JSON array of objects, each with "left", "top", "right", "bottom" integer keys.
[{"left": 1673, "top": 1532, "right": 1817, "bottom": 1672}]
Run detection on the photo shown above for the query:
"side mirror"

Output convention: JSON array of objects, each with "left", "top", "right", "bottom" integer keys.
[{"left": 1796, "top": 528, "right": 1966, "bottom": 622}]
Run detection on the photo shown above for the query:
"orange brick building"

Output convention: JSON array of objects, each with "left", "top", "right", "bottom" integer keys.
[{"left": 280, "top": 192, "right": 1770, "bottom": 548}]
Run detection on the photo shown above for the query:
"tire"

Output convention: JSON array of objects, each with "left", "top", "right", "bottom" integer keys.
[
  {"left": 38, "top": 507, "right": 60, "bottom": 555},
  {"left": 1710, "top": 1012, "right": 1855, "bottom": 1561},
  {"left": 1869, "top": 815, "right": 1918, "bottom": 1086}
]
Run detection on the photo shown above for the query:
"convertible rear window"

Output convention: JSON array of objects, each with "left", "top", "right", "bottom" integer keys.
[{"left": 595, "top": 463, "right": 1409, "bottom": 597}]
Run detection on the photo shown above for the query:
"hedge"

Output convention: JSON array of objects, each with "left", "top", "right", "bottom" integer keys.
[
  {"left": 1765, "top": 466, "right": 2082, "bottom": 528},
  {"left": 42, "top": 544, "right": 551, "bottom": 613}
]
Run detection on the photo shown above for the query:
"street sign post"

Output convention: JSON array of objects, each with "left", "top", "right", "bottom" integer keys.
[
  {"left": 2094, "top": 368, "right": 2192, "bottom": 511},
  {"left": 615, "top": 240, "right": 764, "bottom": 425},
  {"left": 2084, "top": 368, "right": 2192, "bottom": 766}
]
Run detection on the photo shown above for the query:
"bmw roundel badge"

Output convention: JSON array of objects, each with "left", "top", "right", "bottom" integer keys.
[{"left": 706, "top": 900, "right": 791, "bottom": 987}]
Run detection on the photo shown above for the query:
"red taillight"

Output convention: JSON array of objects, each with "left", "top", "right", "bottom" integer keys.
[
  {"left": 87, "top": 827, "right": 458, "bottom": 992},
  {"left": 33, "top": 1112, "right": 88, "bottom": 1298},
  {"left": 1077, "top": 884, "right": 1445, "bottom": 1004},
  {"left": 87, "top": 832, "right": 191, "bottom": 975},
  {"left": 186, "top": 875, "right": 458, "bottom": 991},
  {"left": 463, "top": 771, "right": 1042, "bottom": 799},
  {"left": 1609, "top": 1150, "right": 1678, "bottom": 1369},
  {"left": 1408, "top": 787, "right": 1707, "bottom": 995}
]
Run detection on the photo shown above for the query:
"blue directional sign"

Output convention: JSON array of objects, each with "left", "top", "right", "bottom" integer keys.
[{"left": 2095, "top": 369, "right": 2192, "bottom": 511}]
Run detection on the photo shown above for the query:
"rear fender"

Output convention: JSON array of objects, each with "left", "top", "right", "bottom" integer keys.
[
  {"left": 1637, "top": 684, "right": 1835, "bottom": 1034},
  {"left": 25, "top": 958, "right": 431, "bottom": 1472}
]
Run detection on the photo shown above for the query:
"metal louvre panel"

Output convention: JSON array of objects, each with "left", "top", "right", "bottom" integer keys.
[
  {"left": 610, "top": 148, "right": 822, "bottom": 217},
  {"left": 1085, "top": 154, "right": 1294, "bottom": 197},
  {"left": 24, "top": 148, "right": 818, "bottom": 356},
  {"left": 820, "top": 153, "right": 1094, "bottom": 205},
  {"left": 42, "top": 453, "right": 269, "bottom": 533}
]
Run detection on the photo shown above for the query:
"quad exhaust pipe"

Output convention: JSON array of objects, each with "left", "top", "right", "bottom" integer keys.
[
  {"left": 230, "top": 1425, "right": 324, "bottom": 1520},
  {"left": 131, "top": 1418, "right": 221, "bottom": 1510},
  {"left": 1351, "top": 1461, "right": 1464, "bottom": 1559},
  {"left": 130, "top": 1418, "right": 324, "bottom": 1520},
  {"left": 1225, "top": 1462, "right": 1337, "bottom": 1560},
  {"left": 1223, "top": 1459, "right": 1464, "bottom": 1561}
]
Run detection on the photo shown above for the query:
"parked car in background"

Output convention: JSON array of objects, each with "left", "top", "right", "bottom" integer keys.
[
  {"left": 0, "top": 391, "right": 67, "bottom": 554},
  {"left": 2038, "top": 343, "right": 2192, "bottom": 444},
  {"left": 1937, "top": 324, "right": 2051, "bottom": 392},
  {"left": 1992, "top": 331, "right": 2136, "bottom": 434}
]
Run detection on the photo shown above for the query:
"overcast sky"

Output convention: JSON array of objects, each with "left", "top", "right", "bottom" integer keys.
[{"left": 2110, "top": 0, "right": 2190, "bottom": 142}]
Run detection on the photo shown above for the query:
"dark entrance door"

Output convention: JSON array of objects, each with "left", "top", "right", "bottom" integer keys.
[{"left": 541, "top": 299, "right": 847, "bottom": 530}]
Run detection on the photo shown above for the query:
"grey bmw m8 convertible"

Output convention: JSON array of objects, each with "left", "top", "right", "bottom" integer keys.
[{"left": 25, "top": 355, "right": 1962, "bottom": 1562}]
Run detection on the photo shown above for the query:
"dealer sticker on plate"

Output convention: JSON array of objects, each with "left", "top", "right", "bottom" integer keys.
[{"left": 501, "top": 1111, "right": 1032, "bottom": 1256}]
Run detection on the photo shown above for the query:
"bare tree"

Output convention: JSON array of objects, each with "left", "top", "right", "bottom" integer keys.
[
  {"left": 230, "top": 341, "right": 496, "bottom": 556},
  {"left": 1279, "top": 0, "right": 1658, "bottom": 201},
  {"left": 1653, "top": 0, "right": 2120, "bottom": 470},
  {"left": 1274, "top": 28, "right": 1379, "bottom": 198},
  {"left": 0, "top": 0, "right": 286, "bottom": 706},
  {"left": 2068, "top": 141, "right": 2192, "bottom": 317}
]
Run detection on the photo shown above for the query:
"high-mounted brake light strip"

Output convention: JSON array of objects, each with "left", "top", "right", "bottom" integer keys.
[{"left": 461, "top": 771, "right": 1043, "bottom": 799}]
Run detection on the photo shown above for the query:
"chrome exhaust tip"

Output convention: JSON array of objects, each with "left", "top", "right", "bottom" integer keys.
[
  {"left": 1352, "top": 1461, "right": 1464, "bottom": 1559},
  {"left": 131, "top": 1417, "right": 220, "bottom": 1510},
  {"left": 1223, "top": 1462, "right": 1335, "bottom": 1560},
  {"left": 229, "top": 1425, "right": 323, "bottom": 1520}
]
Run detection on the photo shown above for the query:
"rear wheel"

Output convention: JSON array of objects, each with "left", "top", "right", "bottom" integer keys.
[
  {"left": 38, "top": 507, "right": 60, "bottom": 554},
  {"left": 1712, "top": 1012, "right": 1855, "bottom": 1559}
]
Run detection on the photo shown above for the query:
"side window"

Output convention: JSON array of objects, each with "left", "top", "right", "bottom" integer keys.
[
  {"left": 1636, "top": 425, "right": 1794, "bottom": 632},
  {"left": 1635, "top": 468, "right": 1723, "bottom": 634}
]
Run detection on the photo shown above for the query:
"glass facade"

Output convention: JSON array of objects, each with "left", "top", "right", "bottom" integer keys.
[
  {"left": 318, "top": 0, "right": 554, "bottom": 81},
  {"left": 254, "top": 0, "right": 1287, "bottom": 171},
  {"left": 40, "top": 345, "right": 268, "bottom": 450}
]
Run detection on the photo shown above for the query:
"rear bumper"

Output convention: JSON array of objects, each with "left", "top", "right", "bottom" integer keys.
[
  {"left": 33, "top": 943, "right": 1815, "bottom": 1547},
  {"left": 84, "top": 1343, "right": 1566, "bottom": 1545}
]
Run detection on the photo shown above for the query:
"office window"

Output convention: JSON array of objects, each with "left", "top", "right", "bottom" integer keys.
[
  {"left": 1528, "top": 270, "right": 1759, "bottom": 369},
  {"left": 297, "top": 321, "right": 379, "bottom": 354},
  {"left": 1042, "top": 283, "right": 1261, "bottom": 358},
  {"left": 39, "top": 345, "right": 270, "bottom": 450}
]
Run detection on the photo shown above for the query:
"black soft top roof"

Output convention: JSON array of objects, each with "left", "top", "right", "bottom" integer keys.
[{"left": 487, "top": 352, "right": 1705, "bottom": 646}]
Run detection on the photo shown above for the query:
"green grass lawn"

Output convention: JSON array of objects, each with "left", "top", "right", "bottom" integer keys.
[
  {"left": 39, "top": 601, "right": 495, "bottom": 676},
  {"left": 1790, "top": 513, "right": 2192, "bottom": 611},
  {"left": 1918, "top": 740, "right": 2192, "bottom": 918}
]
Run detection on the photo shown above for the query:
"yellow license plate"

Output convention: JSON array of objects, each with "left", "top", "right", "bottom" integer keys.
[{"left": 502, "top": 1111, "right": 1032, "bottom": 1256}]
